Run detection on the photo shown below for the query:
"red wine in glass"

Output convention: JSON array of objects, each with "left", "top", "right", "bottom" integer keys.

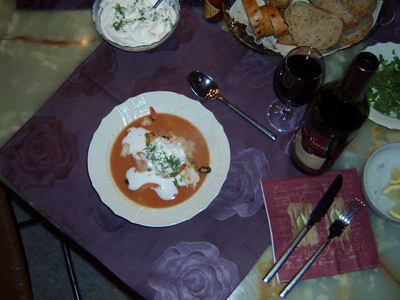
[{"left": 268, "top": 47, "right": 325, "bottom": 132}]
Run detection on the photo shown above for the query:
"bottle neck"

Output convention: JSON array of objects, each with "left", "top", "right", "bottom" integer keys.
[{"left": 339, "top": 52, "right": 379, "bottom": 103}]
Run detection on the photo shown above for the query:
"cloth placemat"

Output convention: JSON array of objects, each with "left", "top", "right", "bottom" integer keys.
[
  {"left": 262, "top": 168, "right": 380, "bottom": 283},
  {"left": 16, "top": 0, "right": 203, "bottom": 10},
  {"left": 0, "top": 9, "right": 301, "bottom": 299}
]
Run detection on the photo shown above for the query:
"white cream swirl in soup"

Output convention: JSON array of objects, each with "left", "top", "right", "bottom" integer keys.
[
  {"left": 122, "top": 127, "right": 200, "bottom": 200},
  {"left": 99, "top": 0, "right": 178, "bottom": 47}
]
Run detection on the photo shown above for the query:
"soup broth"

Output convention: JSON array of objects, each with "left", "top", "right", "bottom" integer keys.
[{"left": 110, "top": 113, "right": 210, "bottom": 208}]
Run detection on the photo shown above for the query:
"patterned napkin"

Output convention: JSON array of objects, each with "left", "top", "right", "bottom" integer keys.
[
  {"left": 16, "top": 0, "right": 204, "bottom": 10},
  {"left": 262, "top": 168, "right": 380, "bottom": 283}
]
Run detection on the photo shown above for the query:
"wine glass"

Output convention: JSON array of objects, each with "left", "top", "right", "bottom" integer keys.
[{"left": 267, "top": 46, "right": 325, "bottom": 132}]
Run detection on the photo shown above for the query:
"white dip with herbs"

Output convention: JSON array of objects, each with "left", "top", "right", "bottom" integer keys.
[{"left": 99, "top": 0, "right": 178, "bottom": 47}]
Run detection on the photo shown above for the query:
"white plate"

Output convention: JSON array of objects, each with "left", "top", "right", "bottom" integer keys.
[
  {"left": 365, "top": 42, "right": 400, "bottom": 130},
  {"left": 362, "top": 143, "right": 400, "bottom": 224},
  {"left": 87, "top": 91, "right": 230, "bottom": 227}
]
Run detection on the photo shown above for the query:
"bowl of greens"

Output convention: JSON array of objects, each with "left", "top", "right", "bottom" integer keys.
[{"left": 366, "top": 42, "right": 400, "bottom": 130}]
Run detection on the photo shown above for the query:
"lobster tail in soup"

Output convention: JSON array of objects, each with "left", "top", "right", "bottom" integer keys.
[{"left": 110, "top": 108, "right": 211, "bottom": 208}]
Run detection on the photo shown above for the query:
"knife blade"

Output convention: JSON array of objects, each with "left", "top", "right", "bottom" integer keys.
[{"left": 263, "top": 174, "right": 343, "bottom": 284}]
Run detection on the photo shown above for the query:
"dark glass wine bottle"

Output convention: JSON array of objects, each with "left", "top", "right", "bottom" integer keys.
[
  {"left": 204, "top": 0, "right": 223, "bottom": 23},
  {"left": 291, "top": 52, "right": 379, "bottom": 175}
]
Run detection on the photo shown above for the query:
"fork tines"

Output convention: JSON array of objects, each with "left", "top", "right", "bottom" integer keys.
[{"left": 339, "top": 198, "right": 365, "bottom": 225}]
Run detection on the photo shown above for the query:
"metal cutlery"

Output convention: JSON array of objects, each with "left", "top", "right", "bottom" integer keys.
[
  {"left": 152, "top": 0, "right": 163, "bottom": 10},
  {"left": 263, "top": 174, "right": 343, "bottom": 284},
  {"left": 187, "top": 71, "right": 277, "bottom": 141},
  {"left": 280, "top": 198, "right": 365, "bottom": 298}
]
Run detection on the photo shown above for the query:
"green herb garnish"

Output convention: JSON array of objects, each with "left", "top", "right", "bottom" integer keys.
[
  {"left": 366, "top": 50, "right": 400, "bottom": 119},
  {"left": 114, "top": 3, "right": 125, "bottom": 17},
  {"left": 143, "top": 143, "right": 182, "bottom": 187}
]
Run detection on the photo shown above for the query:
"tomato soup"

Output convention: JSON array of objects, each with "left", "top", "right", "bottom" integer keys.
[{"left": 110, "top": 113, "right": 210, "bottom": 208}]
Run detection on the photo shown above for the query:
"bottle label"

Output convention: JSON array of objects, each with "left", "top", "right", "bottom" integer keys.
[
  {"left": 204, "top": 0, "right": 221, "bottom": 19},
  {"left": 293, "top": 128, "right": 326, "bottom": 170}
]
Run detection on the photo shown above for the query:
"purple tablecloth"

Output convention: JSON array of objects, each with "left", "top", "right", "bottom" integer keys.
[
  {"left": 5, "top": 1, "right": 400, "bottom": 299},
  {"left": 366, "top": 0, "right": 400, "bottom": 45},
  {"left": 0, "top": 9, "right": 301, "bottom": 299},
  {"left": 16, "top": 0, "right": 203, "bottom": 9}
]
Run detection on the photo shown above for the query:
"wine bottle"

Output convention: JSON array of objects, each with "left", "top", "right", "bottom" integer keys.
[
  {"left": 204, "top": 0, "right": 223, "bottom": 23},
  {"left": 291, "top": 52, "right": 379, "bottom": 175}
]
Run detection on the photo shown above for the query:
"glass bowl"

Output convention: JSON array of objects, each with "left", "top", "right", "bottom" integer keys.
[
  {"left": 92, "top": 0, "right": 180, "bottom": 52},
  {"left": 362, "top": 143, "right": 400, "bottom": 224}
]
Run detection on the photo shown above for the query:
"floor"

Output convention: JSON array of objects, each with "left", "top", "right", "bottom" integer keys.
[{"left": 6, "top": 187, "right": 145, "bottom": 300}]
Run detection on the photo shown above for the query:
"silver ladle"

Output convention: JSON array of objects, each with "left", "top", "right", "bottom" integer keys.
[{"left": 187, "top": 71, "right": 277, "bottom": 141}]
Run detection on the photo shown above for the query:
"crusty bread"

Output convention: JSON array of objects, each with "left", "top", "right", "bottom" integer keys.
[
  {"left": 339, "top": 15, "right": 373, "bottom": 45},
  {"left": 311, "top": 0, "right": 361, "bottom": 29},
  {"left": 341, "top": 0, "right": 377, "bottom": 17},
  {"left": 242, "top": 0, "right": 267, "bottom": 40},
  {"left": 266, "top": 0, "right": 290, "bottom": 9},
  {"left": 259, "top": 6, "right": 275, "bottom": 37},
  {"left": 265, "top": 5, "right": 288, "bottom": 38},
  {"left": 277, "top": 33, "right": 297, "bottom": 46},
  {"left": 285, "top": 2, "right": 344, "bottom": 50}
]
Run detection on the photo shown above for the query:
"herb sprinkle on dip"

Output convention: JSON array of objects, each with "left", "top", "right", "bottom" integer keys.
[{"left": 99, "top": 0, "right": 178, "bottom": 47}]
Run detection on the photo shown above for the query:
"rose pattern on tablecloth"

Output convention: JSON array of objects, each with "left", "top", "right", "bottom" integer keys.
[
  {"left": 209, "top": 140, "right": 270, "bottom": 220},
  {"left": 87, "top": 191, "right": 152, "bottom": 236},
  {"left": 0, "top": 116, "right": 79, "bottom": 190},
  {"left": 226, "top": 49, "right": 277, "bottom": 89},
  {"left": 148, "top": 241, "right": 239, "bottom": 300},
  {"left": 60, "top": 45, "right": 117, "bottom": 98}
]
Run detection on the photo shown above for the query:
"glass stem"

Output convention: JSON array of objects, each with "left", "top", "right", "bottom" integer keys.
[{"left": 280, "top": 102, "right": 293, "bottom": 121}]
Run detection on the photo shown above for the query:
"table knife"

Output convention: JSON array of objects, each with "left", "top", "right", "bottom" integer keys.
[{"left": 263, "top": 174, "right": 343, "bottom": 284}]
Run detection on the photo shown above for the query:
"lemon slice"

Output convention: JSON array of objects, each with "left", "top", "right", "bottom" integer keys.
[
  {"left": 382, "top": 184, "right": 400, "bottom": 202},
  {"left": 296, "top": 212, "right": 308, "bottom": 229},
  {"left": 390, "top": 168, "right": 400, "bottom": 184},
  {"left": 388, "top": 203, "right": 400, "bottom": 220}
]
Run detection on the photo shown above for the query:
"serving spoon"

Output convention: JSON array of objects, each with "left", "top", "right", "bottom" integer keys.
[
  {"left": 187, "top": 71, "right": 277, "bottom": 141},
  {"left": 152, "top": 0, "right": 163, "bottom": 10}
]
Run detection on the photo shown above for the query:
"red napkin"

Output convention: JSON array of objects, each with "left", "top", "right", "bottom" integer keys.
[{"left": 262, "top": 168, "right": 380, "bottom": 283}]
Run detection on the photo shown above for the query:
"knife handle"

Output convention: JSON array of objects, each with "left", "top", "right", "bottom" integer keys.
[
  {"left": 280, "top": 237, "right": 332, "bottom": 298},
  {"left": 263, "top": 226, "right": 310, "bottom": 284}
]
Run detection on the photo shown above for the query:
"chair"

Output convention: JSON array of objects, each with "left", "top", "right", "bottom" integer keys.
[
  {"left": 0, "top": 184, "right": 82, "bottom": 300},
  {"left": 0, "top": 184, "right": 33, "bottom": 300}
]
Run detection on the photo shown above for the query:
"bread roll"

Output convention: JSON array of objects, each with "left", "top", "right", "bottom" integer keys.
[
  {"left": 265, "top": 5, "right": 288, "bottom": 38},
  {"left": 285, "top": 2, "right": 344, "bottom": 50},
  {"left": 259, "top": 6, "right": 275, "bottom": 37},
  {"left": 277, "top": 33, "right": 297, "bottom": 46},
  {"left": 311, "top": 0, "right": 361, "bottom": 29},
  {"left": 242, "top": 0, "right": 269, "bottom": 40},
  {"left": 339, "top": 15, "right": 373, "bottom": 45},
  {"left": 266, "top": 0, "right": 290, "bottom": 9},
  {"left": 341, "top": 0, "right": 377, "bottom": 18}
]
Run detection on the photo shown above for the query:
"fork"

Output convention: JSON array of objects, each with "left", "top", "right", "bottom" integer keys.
[{"left": 280, "top": 198, "right": 365, "bottom": 298}]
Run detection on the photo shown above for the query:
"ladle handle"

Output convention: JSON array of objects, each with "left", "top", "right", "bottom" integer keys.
[{"left": 217, "top": 95, "right": 277, "bottom": 141}]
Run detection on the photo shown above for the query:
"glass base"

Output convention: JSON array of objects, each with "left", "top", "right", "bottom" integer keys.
[{"left": 267, "top": 99, "right": 305, "bottom": 132}]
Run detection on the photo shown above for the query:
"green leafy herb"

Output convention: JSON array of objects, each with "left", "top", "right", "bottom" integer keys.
[
  {"left": 112, "top": 19, "right": 125, "bottom": 31},
  {"left": 366, "top": 50, "right": 400, "bottom": 119},
  {"left": 114, "top": 3, "right": 125, "bottom": 17},
  {"left": 143, "top": 143, "right": 182, "bottom": 186}
]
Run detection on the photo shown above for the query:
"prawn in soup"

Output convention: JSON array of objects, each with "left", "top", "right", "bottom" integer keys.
[{"left": 110, "top": 108, "right": 211, "bottom": 208}]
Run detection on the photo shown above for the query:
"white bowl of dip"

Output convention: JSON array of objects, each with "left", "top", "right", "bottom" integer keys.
[{"left": 92, "top": 0, "right": 180, "bottom": 52}]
